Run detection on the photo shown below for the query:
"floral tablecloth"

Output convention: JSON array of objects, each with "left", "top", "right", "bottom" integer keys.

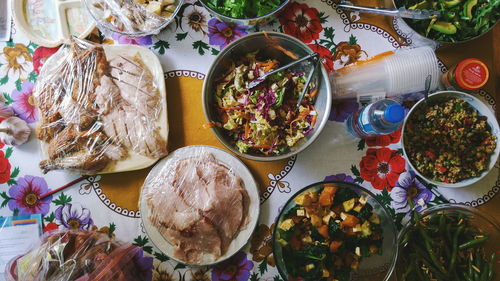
[{"left": 0, "top": 0, "right": 498, "bottom": 280}]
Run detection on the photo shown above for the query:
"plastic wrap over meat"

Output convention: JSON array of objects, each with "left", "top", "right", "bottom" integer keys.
[
  {"left": 34, "top": 38, "right": 167, "bottom": 174},
  {"left": 85, "top": 0, "right": 178, "bottom": 35},
  {"left": 142, "top": 148, "right": 250, "bottom": 265},
  {"left": 4, "top": 230, "right": 153, "bottom": 281}
]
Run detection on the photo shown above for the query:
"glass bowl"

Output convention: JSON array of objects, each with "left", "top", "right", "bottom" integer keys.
[
  {"left": 198, "top": 0, "right": 290, "bottom": 27},
  {"left": 272, "top": 181, "right": 398, "bottom": 281},
  {"left": 395, "top": 203, "right": 500, "bottom": 281},
  {"left": 83, "top": 0, "right": 184, "bottom": 37}
]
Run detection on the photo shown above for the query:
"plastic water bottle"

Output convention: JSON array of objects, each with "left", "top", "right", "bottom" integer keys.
[{"left": 346, "top": 99, "right": 405, "bottom": 138}]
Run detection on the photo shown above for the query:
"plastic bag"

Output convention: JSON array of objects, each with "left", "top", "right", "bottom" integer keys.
[
  {"left": 33, "top": 38, "right": 167, "bottom": 175},
  {"left": 141, "top": 146, "right": 250, "bottom": 265},
  {"left": 4, "top": 230, "right": 153, "bottom": 281},
  {"left": 85, "top": 0, "right": 178, "bottom": 35}
]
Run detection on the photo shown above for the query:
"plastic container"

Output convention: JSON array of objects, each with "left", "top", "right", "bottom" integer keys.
[
  {"left": 441, "top": 58, "right": 489, "bottom": 91},
  {"left": 332, "top": 47, "right": 440, "bottom": 100},
  {"left": 346, "top": 99, "right": 405, "bottom": 138}
]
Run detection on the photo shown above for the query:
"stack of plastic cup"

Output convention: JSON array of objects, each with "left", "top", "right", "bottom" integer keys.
[
  {"left": 383, "top": 46, "right": 440, "bottom": 95},
  {"left": 331, "top": 46, "right": 440, "bottom": 99}
]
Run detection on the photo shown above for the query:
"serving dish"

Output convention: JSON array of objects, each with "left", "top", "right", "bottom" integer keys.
[
  {"left": 38, "top": 43, "right": 169, "bottom": 174},
  {"left": 272, "top": 181, "right": 398, "bottom": 281},
  {"left": 139, "top": 145, "right": 260, "bottom": 266},
  {"left": 202, "top": 31, "right": 332, "bottom": 162},
  {"left": 396, "top": 203, "right": 500, "bottom": 280},
  {"left": 83, "top": 0, "right": 184, "bottom": 37},
  {"left": 392, "top": 0, "right": 499, "bottom": 43},
  {"left": 199, "top": 0, "right": 290, "bottom": 26},
  {"left": 401, "top": 90, "right": 500, "bottom": 188},
  {"left": 11, "top": 0, "right": 95, "bottom": 48}
]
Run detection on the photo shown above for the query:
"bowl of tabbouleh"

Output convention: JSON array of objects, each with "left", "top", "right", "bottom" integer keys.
[{"left": 402, "top": 91, "right": 500, "bottom": 188}]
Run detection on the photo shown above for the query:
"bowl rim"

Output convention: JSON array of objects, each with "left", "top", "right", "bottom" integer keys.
[
  {"left": 271, "top": 180, "right": 399, "bottom": 281},
  {"left": 391, "top": 0, "right": 499, "bottom": 44},
  {"left": 398, "top": 203, "right": 500, "bottom": 240},
  {"left": 201, "top": 31, "right": 333, "bottom": 161},
  {"left": 198, "top": 0, "right": 291, "bottom": 22},
  {"left": 82, "top": 0, "right": 185, "bottom": 37},
  {"left": 401, "top": 90, "right": 500, "bottom": 188}
]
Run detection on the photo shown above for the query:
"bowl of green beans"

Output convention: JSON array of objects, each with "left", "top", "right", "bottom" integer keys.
[{"left": 396, "top": 203, "right": 499, "bottom": 281}]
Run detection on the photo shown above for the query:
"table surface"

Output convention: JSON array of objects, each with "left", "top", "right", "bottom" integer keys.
[{"left": 0, "top": 0, "right": 498, "bottom": 280}]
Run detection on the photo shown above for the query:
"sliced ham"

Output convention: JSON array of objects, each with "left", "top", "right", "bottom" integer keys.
[{"left": 145, "top": 154, "right": 250, "bottom": 264}]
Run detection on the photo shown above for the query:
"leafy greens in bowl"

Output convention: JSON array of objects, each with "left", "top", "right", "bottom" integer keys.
[
  {"left": 273, "top": 181, "right": 398, "bottom": 281},
  {"left": 395, "top": 0, "right": 499, "bottom": 42}
]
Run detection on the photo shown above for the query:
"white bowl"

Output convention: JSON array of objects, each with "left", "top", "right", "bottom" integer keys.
[{"left": 401, "top": 90, "right": 500, "bottom": 188}]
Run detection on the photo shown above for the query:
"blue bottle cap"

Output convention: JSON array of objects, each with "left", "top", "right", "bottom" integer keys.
[{"left": 384, "top": 104, "right": 405, "bottom": 123}]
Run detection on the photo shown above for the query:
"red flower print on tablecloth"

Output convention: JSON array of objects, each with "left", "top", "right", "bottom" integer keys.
[
  {"left": 43, "top": 222, "right": 59, "bottom": 233},
  {"left": 365, "top": 127, "right": 402, "bottom": 147},
  {"left": 0, "top": 150, "right": 10, "bottom": 184},
  {"left": 11, "top": 81, "right": 37, "bottom": 123},
  {"left": 308, "top": 44, "right": 334, "bottom": 72},
  {"left": 360, "top": 148, "right": 405, "bottom": 190},
  {"left": 33, "top": 46, "right": 59, "bottom": 74},
  {"left": 279, "top": 2, "right": 323, "bottom": 43},
  {"left": 7, "top": 175, "right": 53, "bottom": 215}
]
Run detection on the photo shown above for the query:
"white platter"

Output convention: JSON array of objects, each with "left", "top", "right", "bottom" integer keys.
[
  {"left": 139, "top": 145, "right": 260, "bottom": 266},
  {"left": 11, "top": 0, "right": 95, "bottom": 48},
  {"left": 39, "top": 43, "right": 169, "bottom": 174}
]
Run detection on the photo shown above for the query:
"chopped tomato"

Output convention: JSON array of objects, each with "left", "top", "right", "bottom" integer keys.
[
  {"left": 435, "top": 164, "right": 447, "bottom": 173},
  {"left": 425, "top": 151, "right": 436, "bottom": 159}
]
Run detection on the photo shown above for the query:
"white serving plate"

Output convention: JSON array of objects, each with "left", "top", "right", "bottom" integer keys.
[
  {"left": 139, "top": 145, "right": 260, "bottom": 266},
  {"left": 12, "top": 0, "right": 95, "bottom": 48},
  {"left": 39, "top": 44, "right": 169, "bottom": 174}
]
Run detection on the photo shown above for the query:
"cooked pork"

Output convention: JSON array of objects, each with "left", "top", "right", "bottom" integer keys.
[
  {"left": 145, "top": 154, "right": 249, "bottom": 264},
  {"left": 34, "top": 39, "right": 166, "bottom": 175},
  {"left": 109, "top": 55, "right": 159, "bottom": 119},
  {"left": 101, "top": 107, "right": 167, "bottom": 158}
]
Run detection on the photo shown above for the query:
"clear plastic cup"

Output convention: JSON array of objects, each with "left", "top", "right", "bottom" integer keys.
[{"left": 332, "top": 46, "right": 440, "bottom": 100}]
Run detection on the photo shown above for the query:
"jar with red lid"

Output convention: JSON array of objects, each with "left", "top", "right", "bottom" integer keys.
[{"left": 441, "top": 58, "right": 489, "bottom": 91}]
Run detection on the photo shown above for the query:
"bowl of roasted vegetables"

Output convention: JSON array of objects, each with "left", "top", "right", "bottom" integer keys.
[
  {"left": 397, "top": 203, "right": 499, "bottom": 281},
  {"left": 199, "top": 0, "right": 290, "bottom": 26},
  {"left": 202, "top": 32, "right": 332, "bottom": 161},
  {"left": 272, "top": 181, "right": 398, "bottom": 281},
  {"left": 394, "top": 0, "right": 499, "bottom": 43},
  {"left": 402, "top": 90, "right": 500, "bottom": 188}
]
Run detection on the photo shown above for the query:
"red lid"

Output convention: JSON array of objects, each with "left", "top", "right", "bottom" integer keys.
[{"left": 454, "top": 58, "right": 489, "bottom": 90}]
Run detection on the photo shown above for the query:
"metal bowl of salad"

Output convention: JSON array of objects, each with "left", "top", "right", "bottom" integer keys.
[
  {"left": 272, "top": 181, "right": 398, "bottom": 281},
  {"left": 393, "top": 0, "right": 499, "bottom": 43},
  {"left": 401, "top": 90, "right": 500, "bottom": 188},
  {"left": 202, "top": 32, "right": 332, "bottom": 161},
  {"left": 199, "top": 0, "right": 290, "bottom": 26}
]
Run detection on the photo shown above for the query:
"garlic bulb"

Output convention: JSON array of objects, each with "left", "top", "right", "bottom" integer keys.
[
  {"left": 0, "top": 105, "right": 14, "bottom": 118},
  {"left": 0, "top": 117, "right": 31, "bottom": 146}
]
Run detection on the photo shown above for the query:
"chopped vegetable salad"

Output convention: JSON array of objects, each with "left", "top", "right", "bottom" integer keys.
[
  {"left": 213, "top": 52, "right": 317, "bottom": 156},
  {"left": 276, "top": 183, "right": 384, "bottom": 281}
]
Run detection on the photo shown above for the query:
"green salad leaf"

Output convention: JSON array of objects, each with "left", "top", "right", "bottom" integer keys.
[{"left": 204, "top": 0, "right": 284, "bottom": 18}]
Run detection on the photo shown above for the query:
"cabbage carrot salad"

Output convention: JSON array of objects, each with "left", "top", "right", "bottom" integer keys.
[{"left": 213, "top": 52, "right": 317, "bottom": 155}]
